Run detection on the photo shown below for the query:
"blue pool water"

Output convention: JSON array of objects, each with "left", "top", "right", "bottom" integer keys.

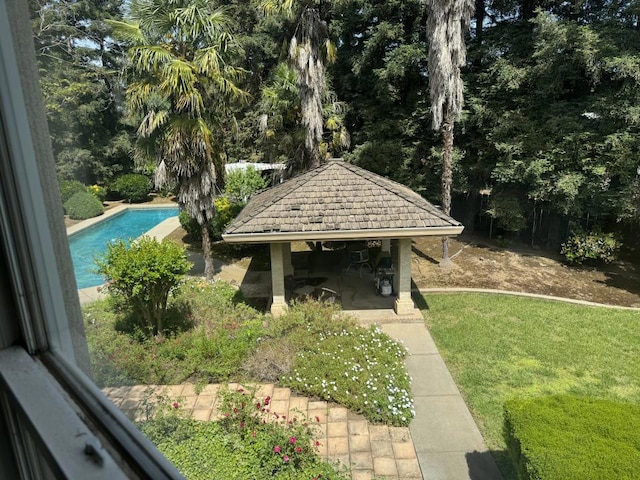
[{"left": 69, "top": 207, "right": 179, "bottom": 289}]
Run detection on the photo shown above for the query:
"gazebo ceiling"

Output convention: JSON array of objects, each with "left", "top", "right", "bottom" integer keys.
[{"left": 222, "top": 159, "right": 464, "bottom": 243}]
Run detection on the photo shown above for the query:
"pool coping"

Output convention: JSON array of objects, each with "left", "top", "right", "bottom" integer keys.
[{"left": 70, "top": 203, "right": 181, "bottom": 304}]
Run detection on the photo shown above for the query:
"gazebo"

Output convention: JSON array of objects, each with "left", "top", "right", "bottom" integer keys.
[{"left": 222, "top": 159, "right": 463, "bottom": 316}]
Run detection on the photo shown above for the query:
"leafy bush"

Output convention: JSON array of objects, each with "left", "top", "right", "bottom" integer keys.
[
  {"left": 272, "top": 301, "right": 415, "bottom": 426},
  {"left": 95, "top": 237, "right": 192, "bottom": 337},
  {"left": 84, "top": 279, "right": 265, "bottom": 386},
  {"left": 138, "top": 388, "right": 347, "bottom": 480},
  {"left": 64, "top": 191, "right": 104, "bottom": 219},
  {"left": 111, "top": 173, "right": 151, "bottom": 203},
  {"left": 561, "top": 229, "right": 621, "bottom": 264},
  {"left": 504, "top": 395, "right": 640, "bottom": 480},
  {"left": 224, "top": 166, "right": 268, "bottom": 203},
  {"left": 178, "top": 197, "right": 244, "bottom": 241},
  {"left": 86, "top": 184, "right": 107, "bottom": 201},
  {"left": 59, "top": 179, "right": 87, "bottom": 204}
]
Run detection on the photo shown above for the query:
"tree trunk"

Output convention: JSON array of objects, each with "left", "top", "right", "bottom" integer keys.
[
  {"left": 201, "top": 221, "right": 215, "bottom": 281},
  {"left": 440, "top": 104, "right": 454, "bottom": 267}
]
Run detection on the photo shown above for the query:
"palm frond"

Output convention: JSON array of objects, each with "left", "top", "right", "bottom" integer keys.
[{"left": 106, "top": 19, "right": 148, "bottom": 45}]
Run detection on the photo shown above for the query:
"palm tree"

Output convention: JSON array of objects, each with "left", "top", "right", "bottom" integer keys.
[
  {"left": 108, "top": 0, "right": 246, "bottom": 280},
  {"left": 259, "top": 0, "right": 336, "bottom": 170},
  {"left": 424, "top": 0, "right": 474, "bottom": 265}
]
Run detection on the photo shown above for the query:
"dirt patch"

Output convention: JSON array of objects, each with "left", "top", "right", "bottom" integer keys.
[{"left": 412, "top": 235, "right": 640, "bottom": 308}]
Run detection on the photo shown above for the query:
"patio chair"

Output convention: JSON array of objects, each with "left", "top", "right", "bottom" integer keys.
[{"left": 345, "top": 245, "right": 372, "bottom": 277}]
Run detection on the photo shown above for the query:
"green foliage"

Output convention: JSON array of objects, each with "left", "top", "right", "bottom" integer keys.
[
  {"left": 111, "top": 173, "right": 151, "bottom": 203},
  {"left": 424, "top": 293, "right": 640, "bottom": 478},
  {"left": 64, "top": 191, "right": 104, "bottom": 220},
  {"left": 224, "top": 167, "right": 268, "bottom": 203},
  {"left": 95, "top": 237, "right": 192, "bottom": 337},
  {"left": 504, "top": 396, "right": 640, "bottom": 480},
  {"left": 138, "top": 388, "right": 347, "bottom": 480},
  {"left": 179, "top": 197, "right": 244, "bottom": 241},
  {"left": 85, "top": 279, "right": 264, "bottom": 386},
  {"left": 59, "top": 179, "right": 87, "bottom": 203},
  {"left": 86, "top": 184, "right": 107, "bottom": 202},
  {"left": 274, "top": 301, "right": 414, "bottom": 426},
  {"left": 561, "top": 229, "right": 621, "bottom": 264}
]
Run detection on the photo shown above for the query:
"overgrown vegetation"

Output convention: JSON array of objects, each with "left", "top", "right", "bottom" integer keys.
[
  {"left": 138, "top": 388, "right": 347, "bottom": 479},
  {"left": 561, "top": 229, "right": 621, "bottom": 265},
  {"left": 95, "top": 237, "right": 192, "bottom": 337},
  {"left": 64, "top": 191, "right": 104, "bottom": 219},
  {"left": 85, "top": 282, "right": 413, "bottom": 426},
  {"left": 424, "top": 293, "right": 640, "bottom": 479},
  {"left": 504, "top": 396, "right": 640, "bottom": 480}
]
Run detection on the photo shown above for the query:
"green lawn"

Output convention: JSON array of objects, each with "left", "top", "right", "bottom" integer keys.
[{"left": 423, "top": 293, "right": 640, "bottom": 478}]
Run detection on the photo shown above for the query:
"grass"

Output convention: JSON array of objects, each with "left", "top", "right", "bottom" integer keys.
[{"left": 423, "top": 293, "right": 640, "bottom": 479}]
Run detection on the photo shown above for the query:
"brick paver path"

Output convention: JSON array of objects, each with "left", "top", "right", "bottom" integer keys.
[{"left": 104, "top": 383, "right": 422, "bottom": 480}]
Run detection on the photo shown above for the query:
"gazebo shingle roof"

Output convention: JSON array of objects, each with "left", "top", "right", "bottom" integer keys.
[{"left": 223, "top": 160, "right": 463, "bottom": 243}]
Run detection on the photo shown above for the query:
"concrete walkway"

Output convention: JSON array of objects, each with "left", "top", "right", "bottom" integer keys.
[{"left": 380, "top": 323, "right": 503, "bottom": 480}]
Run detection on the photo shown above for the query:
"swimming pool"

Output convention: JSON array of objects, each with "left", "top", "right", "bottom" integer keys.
[{"left": 69, "top": 207, "right": 179, "bottom": 289}]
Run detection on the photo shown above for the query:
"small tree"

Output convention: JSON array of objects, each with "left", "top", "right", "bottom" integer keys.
[
  {"left": 96, "top": 237, "right": 192, "bottom": 337},
  {"left": 224, "top": 166, "right": 268, "bottom": 203}
]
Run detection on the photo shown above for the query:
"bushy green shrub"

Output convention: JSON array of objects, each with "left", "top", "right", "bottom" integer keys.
[
  {"left": 64, "top": 191, "right": 104, "bottom": 219},
  {"left": 224, "top": 166, "right": 268, "bottom": 203},
  {"left": 138, "top": 388, "right": 347, "bottom": 480},
  {"left": 561, "top": 229, "right": 621, "bottom": 264},
  {"left": 504, "top": 395, "right": 640, "bottom": 480},
  {"left": 59, "top": 179, "right": 87, "bottom": 203},
  {"left": 95, "top": 237, "right": 192, "bottom": 337},
  {"left": 111, "top": 173, "right": 151, "bottom": 203},
  {"left": 86, "top": 184, "right": 107, "bottom": 201}
]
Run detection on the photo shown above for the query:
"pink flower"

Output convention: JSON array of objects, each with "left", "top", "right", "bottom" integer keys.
[
  {"left": 289, "top": 436, "right": 296, "bottom": 444},
  {"left": 315, "top": 416, "right": 320, "bottom": 422},
  {"left": 264, "top": 396, "right": 271, "bottom": 406},
  {"left": 315, "top": 440, "right": 321, "bottom": 447},
  {"left": 283, "top": 455, "right": 289, "bottom": 463},
  {"left": 273, "top": 445, "right": 281, "bottom": 453},
  {"left": 295, "top": 446, "right": 302, "bottom": 453},
  {"left": 171, "top": 402, "right": 179, "bottom": 409},
  {"left": 251, "top": 431, "right": 257, "bottom": 438}
]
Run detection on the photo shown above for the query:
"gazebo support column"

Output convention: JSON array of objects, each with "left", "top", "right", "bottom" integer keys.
[
  {"left": 282, "top": 242, "right": 294, "bottom": 276},
  {"left": 269, "top": 243, "right": 288, "bottom": 317},
  {"left": 394, "top": 238, "right": 415, "bottom": 315}
]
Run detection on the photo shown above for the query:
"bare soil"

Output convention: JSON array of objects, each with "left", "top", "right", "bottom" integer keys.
[{"left": 412, "top": 235, "right": 640, "bottom": 308}]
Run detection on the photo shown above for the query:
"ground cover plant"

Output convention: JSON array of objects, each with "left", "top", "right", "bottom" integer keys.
[
  {"left": 85, "top": 283, "right": 414, "bottom": 427},
  {"left": 139, "top": 388, "right": 347, "bottom": 479},
  {"left": 423, "top": 293, "right": 640, "bottom": 479}
]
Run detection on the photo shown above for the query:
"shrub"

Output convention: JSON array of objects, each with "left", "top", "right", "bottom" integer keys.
[
  {"left": 561, "top": 229, "right": 621, "bottom": 264},
  {"left": 95, "top": 237, "right": 192, "bottom": 337},
  {"left": 59, "top": 179, "right": 87, "bottom": 203},
  {"left": 111, "top": 173, "right": 151, "bottom": 203},
  {"left": 274, "top": 301, "right": 415, "bottom": 426},
  {"left": 64, "top": 191, "right": 104, "bottom": 219},
  {"left": 137, "top": 388, "right": 348, "bottom": 480},
  {"left": 86, "top": 184, "right": 107, "bottom": 201},
  {"left": 224, "top": 166, "right": 268, "bottom": 203},
  {"left": 504, "top": 395, "right": 640, "bottom": 480}
]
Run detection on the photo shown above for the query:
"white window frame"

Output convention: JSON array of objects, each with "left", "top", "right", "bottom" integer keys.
[{"left": 0, "top": 1, "right": 183, "bottom": 478}]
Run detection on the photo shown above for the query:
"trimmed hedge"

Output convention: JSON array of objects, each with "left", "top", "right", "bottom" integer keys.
[
  {"left": 111, "top": 173, "right": 151, "bottom": 203},
  {"left": 64, "top": 191, "right": 104, "bottom": 220},
  {"left": 504, "top": 395, "right": 640, "bottom": 480}
]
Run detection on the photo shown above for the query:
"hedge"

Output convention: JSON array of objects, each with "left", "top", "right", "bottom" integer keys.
[
  {"left": 111, "top": 173, "right": 151, "bottom": 203},
  {"left": 64, "top": 191, "right": 104, "bottom": 220},
  {"left": 504, "top": 395, "right": 640, "bottom": 480}
]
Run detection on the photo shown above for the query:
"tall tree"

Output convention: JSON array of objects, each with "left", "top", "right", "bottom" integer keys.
[
  {"left": 108, "top": 0, "right": 246, "bottom": 280},
  {"left": 424, "top": 0, "right": 474, "bottom": 264},
  {"left": 259, "top": 0, "right": 335, "bottom": 171}
]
